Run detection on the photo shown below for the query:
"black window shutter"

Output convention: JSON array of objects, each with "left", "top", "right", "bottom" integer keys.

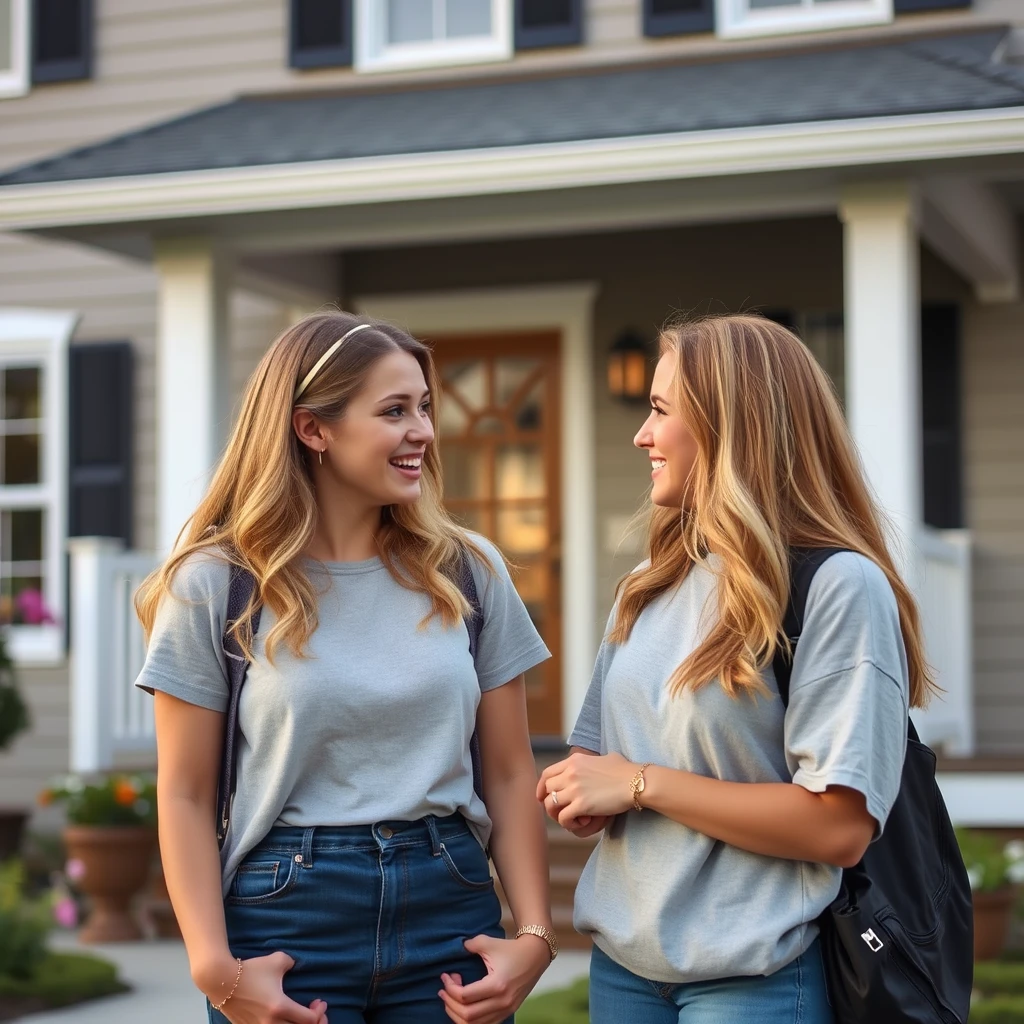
[
  {"left": 895, "top": 0, "right": 969, "bottom": 11},
  {"left": 290, "top": 0, "right": 352, "bottom": 69},
  {"left": 515, "top": 0, "right": 583, "bottom": 50},
  {"left": 68, "top": 342, "right": 133, "bottom": 545},
  {"left": 920, "top": 304, "right": 963, "bottom": 530},
  {"left": 32, "top": 0, "right": 92, "bottom": 84},
  {"left": 643, "top": 0, "right": 714, "bottom": 37}
]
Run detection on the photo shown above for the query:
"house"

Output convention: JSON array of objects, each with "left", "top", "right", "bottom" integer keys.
[{"left": 0, "top": 0, "right": 1023, "bottom": 833}]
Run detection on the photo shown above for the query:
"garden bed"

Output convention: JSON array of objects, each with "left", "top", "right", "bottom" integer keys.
[{"left": 0, "top": 951, "right": 129, "bottom": 1021}]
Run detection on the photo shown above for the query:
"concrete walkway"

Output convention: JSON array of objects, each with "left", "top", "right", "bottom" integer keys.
[{"left": 28, "top": 933, "right": 590, "bottom": 1022}]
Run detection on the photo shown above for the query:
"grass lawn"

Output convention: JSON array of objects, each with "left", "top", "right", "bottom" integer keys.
[
  {"left": 0, "top": 950, "right": 128, "bottom": 1022},
  {"left": 516, "top": 959, "right": 1024, "bottom": 1024}
]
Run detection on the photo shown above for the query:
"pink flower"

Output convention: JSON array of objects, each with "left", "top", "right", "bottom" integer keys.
[
  {"left": 53, "top": 896, "right": 78, "bottom": 928},
  {"left": 64, "top": 858, "right": 86, "bottom": 882},
  {"left": 15, "top": 589, "right": 55, "bottom": 625}
]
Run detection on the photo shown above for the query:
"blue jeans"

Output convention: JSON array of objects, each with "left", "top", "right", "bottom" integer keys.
[
  {"left": 589, "top": 940, "right": 834, "bottom": 1024},
  {"left": 208, "top": 814, "right": 509, "bottom": 1024}
]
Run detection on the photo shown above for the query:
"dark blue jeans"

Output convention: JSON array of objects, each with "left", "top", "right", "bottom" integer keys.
[{"left": 208, "top": 814, "right": 509, "bottom": 1024}]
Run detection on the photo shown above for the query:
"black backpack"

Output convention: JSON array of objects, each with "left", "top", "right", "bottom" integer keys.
[
  {"left": 216, "top": 553, "right": 485, "bottom": 847},
  {"left": 774, "top": 548, "right": 974, "bottom": 1024}
]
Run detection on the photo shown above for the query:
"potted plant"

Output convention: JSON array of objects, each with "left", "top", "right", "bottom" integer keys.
[
  {"left": 956, "top": 828, "right": 1024, "bottom": 961},
  {"left": 37, "top": 774, "right": 157, "bottom": 943},
  {"left": 0, "top": 590, "right": 54, "bottom": 861}
]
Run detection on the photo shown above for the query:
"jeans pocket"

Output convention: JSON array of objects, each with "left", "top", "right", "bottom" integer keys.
[
  {"left": 439, "top": 831, "right": 494, "bottom": 891},
  {"left": 226, "top": 855, "right": 298, "bottom": 905}
]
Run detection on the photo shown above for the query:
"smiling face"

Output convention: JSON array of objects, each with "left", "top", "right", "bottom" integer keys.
[
  {"left": 634, "top": 352, "right": 700, "bottom": 509},
  {"left": 317, "top": 349, "right": 435, "bottom": 512}
]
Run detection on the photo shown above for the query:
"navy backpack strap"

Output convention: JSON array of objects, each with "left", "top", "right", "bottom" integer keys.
[
  {"left": 455, "top": 549, "right": 486, "bottom": 802},
  {"left": 772, "top": 547, "right": 849, "bottom": 707},
  {"left": 217, "top": 563, "right": 262, "bottom": 847}
]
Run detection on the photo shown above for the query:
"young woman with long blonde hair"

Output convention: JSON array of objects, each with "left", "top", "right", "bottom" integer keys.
[
  {"left": 136, "top": 312, "right": 555, "bottom": 1024},
  {"left": 539, "top": 314, "right": 933, "bottom": 1023}
]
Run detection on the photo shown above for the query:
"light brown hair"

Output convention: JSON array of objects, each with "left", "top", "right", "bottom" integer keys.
[{"left": 610, "top": 313, "right": 934, "bottom": 708}]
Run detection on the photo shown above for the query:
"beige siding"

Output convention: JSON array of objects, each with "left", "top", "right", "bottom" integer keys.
[{"left": 964, "top": 302, "right": 1024, "bottom": 754}]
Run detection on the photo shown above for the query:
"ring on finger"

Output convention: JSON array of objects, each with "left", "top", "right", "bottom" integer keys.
[{"left": 551, "top": 790, "right": 559, "bottom": 806}]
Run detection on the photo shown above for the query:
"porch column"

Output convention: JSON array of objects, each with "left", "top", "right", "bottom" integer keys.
[
  {"left": 154, "top": 237, "right": 232, "bottom": 554},
  {"left": 839, "top": 183, "right": 922, "bottom": 584}
]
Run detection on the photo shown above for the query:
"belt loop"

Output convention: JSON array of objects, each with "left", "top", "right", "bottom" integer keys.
[
  {"left": 424, "top": 815, "right": 442, "bottom": 857},
  {"left": 300, "top": 826, "right": 315, "bottom": 868}
]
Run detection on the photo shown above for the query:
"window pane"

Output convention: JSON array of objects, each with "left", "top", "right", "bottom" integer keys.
[
  {"left": 388, "top": 0, "right": 434, "bottom": 42},
  {"left": 442, "top": 360, "right": 486, "bottom": 411},
  {"left": 3, "top": 575, "right": 44, "bottom": 602},
  {"left": 4, "top": 367, "right": 41, "bottom": 419},
  {"left": 497, "top": 507, "right": 547, "bottom": 556},
  {"left": 0, "top": 0, "right": 12, "bottom": 73},
  {"left": 446, "top": 0, "right": 491, "bottom": 37},
  {"left": 3, "top": 433, "right": 40, "bottom": 484},
  {"left": 443, "top": 444, "right": 489, "bottom": 499},
  {"left": 495, "top": 358, "right": 540, "bottom": 407},
  {"left": 6, "top": 509, "right": 43, "bottom": 562},
  {"left": 439, "top": 392, "right": 470, "bottom": 435},
  {"left": 514, "top": 380, "right": 543, "bottom": 432},
  {"left": 496, "top": 445, "right": 544, "bottom": 499}
]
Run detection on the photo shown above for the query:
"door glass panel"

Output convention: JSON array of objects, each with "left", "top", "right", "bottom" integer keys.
[
  {"left": 388, "top": 0, "right": 433, "bottom": 42},
  {"left": 495, "top": 359, "right": 540, "bottom": 407},
  {"left": 3, "top": 575, "right": 44, "bottom": 600},
  {"left": 446, "top": 0, "right": 491, "bottom": 36},
  {"left": 496, "top": 445, "right": 544, "bottom": 500},
  {"left": 443, "top": 444, "right": 489, "bottom": 499},
  {"left": 442, "top": 360, "right": 486, "bottom": 411},
  {"left": 448, "top": 506, "right": 485, "bottom": 534},
  {"left": 3, "top": 433, "right": 39, "bottom": 484},
  {"left": 497, "top": 507, "right": 547, "bottom": 556},
  {"left": 473, "top": 415, "right": 504, "bottom": 435},
  {"left": 514, "top": 379, "right": 544, "bottom": 431},
  {"left": 4, "top": 368, "right": 40, "bottom": 419},
  {"left": 8, "top": 509, "right": 43, "bottom": 561},
  {"left": 439, "top": 392, "right": 470, "bottom": 436}
]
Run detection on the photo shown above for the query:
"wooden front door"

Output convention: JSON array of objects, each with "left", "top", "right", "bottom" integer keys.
[{"left": 431, "top": 333, "right": 562, "bottom": 737}]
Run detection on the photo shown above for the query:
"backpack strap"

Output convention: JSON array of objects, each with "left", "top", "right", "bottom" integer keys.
[
  {"left": 772, "top": 547, "right": 849, "bottom": 708},
  {"left": 455, "top": 549, "right": 486, "bottom": 802},
  {"left": 217, "top": 563, "right": 262, "bottom": 847}
]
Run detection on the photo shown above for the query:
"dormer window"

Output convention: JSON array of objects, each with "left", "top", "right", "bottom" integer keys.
[
  {"left": 715, "top": 0, "right": 891, "bottom": 39},
  {"left": 0, "top": 0, "right": 29, "bottom": 98}
]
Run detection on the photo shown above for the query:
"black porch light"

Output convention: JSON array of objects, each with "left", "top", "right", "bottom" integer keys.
[{"left": 607, "top": 330, "right": 650, "bottom": 403}]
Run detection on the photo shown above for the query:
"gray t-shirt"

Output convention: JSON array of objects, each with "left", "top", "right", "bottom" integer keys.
[
  {"left": 136, "top": 534, "right": 550, "bottom": 896},
  {"left": 568, "top": 551, "right": 909, "bottom": 984}
]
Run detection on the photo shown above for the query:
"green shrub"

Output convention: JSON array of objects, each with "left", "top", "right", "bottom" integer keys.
[
  {"left": 518, "top": 977, "right": 589, "bottom": 1024},
  {"left": 976, "top": 962, "right": 1024, "bottom": 997},
  {"left": 969, "top": 995, "right": 1024, "bottom": 1024},
  {"left": 0, "top": 951, "right": 127, "bottom": 1008},
  {"left": 0, "top": 861, "right": 50, "bottom": 980}
]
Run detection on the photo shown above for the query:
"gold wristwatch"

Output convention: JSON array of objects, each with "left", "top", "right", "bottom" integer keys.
[
  {"left": 630, "top": 762, "right": 653, "bottom": 812},
  {"left": 515, "top": 924, "right": 559, "bottom": 962}
]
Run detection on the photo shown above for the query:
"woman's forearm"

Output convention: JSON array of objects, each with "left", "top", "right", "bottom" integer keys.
[
  {"left": 158, "top": 794, "right": 237, "bottom": 991},
  {"left": 487, "top": 769, "right": 552, "bottom": 933},
  {"left": 641, "top": 765, "right": 872, "bottom": 868}
]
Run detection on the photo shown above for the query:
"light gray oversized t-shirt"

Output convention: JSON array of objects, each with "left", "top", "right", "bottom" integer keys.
[
  {"left": 136, "top": 534, "right": 550, "bottom": 896},
  {"left": 568, "top": 551, "right": 909, "bottom": 984}
]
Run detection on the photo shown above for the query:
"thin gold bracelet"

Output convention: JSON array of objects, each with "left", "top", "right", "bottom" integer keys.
[{"left": 212, "top": 958, "right": 243, "bottom": 1012}]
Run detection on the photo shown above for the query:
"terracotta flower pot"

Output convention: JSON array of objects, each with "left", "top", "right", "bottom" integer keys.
[
  {"left": 63, "top": 825, "right": 157, "bottom": 943},
  {"left": 972, "top": 886, "right": 1016, "bottom": 962}
]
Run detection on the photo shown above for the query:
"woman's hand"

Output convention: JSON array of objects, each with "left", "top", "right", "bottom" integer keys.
[
  {"left": 196, "top": 951, "right": 328, "bottom": 1024},
  {"left": 438, "top": 934, "right": 550, "bottom": 1024},
  {"left": 536, "top": 751, "right": 638, "bottom": 827}
]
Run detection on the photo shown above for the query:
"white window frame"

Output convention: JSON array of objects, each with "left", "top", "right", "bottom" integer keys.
[
  {"left": 715, "top": 0, "right": 892, "bottom": 39},
  {"left": 355, "top": 0, "right": 512, "bottom": 74},
  {"left": 0, "top": 310, "right": 77, "bottom": 665},
  {"left": 0, "top": 0, "right": 30, "bottom": 99}
]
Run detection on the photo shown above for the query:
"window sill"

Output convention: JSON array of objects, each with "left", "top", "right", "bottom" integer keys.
[
  {"left": 716, "top": 5, "right": 891, "bottom": 39},
  {"left": 6, "top": 624, "right": 65, "bottom": 666},
  {"left": 356, "top": 39, "right": 512, "bottom": 74}
]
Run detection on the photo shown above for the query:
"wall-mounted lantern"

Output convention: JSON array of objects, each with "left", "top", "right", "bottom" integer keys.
[{"left": 607, "top": 330, "right": 650, "bottom": 403}]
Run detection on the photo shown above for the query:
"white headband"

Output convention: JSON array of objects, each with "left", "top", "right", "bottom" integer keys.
[{"left": 294, "top": 323, "right": 374, "bottom": 401}]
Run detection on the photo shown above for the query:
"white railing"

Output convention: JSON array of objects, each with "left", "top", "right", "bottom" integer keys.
[
  {"left": 911, "top": 527, "right": 973, "bottom": 757},
  {"left": 68, "top": 538, "right": 159, "bottom": 772}
]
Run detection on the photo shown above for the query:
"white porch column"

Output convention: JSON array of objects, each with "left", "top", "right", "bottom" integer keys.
[
  {"left": 839, "top": 183, "right": 922, "bottom": 584},
  {"left": 154, "top": 238, "right": 232, "bottom": 554}
]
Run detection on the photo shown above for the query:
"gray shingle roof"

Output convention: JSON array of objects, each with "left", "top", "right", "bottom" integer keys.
[{"left": 2, "top": 28, "right": 1022, "bottom": 186}]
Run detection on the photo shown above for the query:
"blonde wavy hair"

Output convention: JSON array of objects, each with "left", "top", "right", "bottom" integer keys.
[
  {"left": 610, "top": 313, "right": 934, "bottom": 709},
  {"left": 136, "top": 311, "right": 485, "bottom": 661}
]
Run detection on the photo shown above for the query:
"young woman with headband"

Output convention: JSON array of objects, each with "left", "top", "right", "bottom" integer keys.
[
  {"left": 539, "top": 314, "right": 931, "bottom": 1023},
  {"left": 136, "top": 312, "right": 555, "bottom": 1024}
]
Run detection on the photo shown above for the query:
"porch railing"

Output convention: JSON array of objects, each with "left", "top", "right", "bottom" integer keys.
[
  {"left": 911, "top": 527, "right": 974, "bottom": 757},
  {"left": 68, "top": 538, "right": 159, "bottom": 772}
]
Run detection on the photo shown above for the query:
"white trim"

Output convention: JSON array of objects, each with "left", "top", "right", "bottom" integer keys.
[
  {"left": 4, "top": 107, "right": 1024, "bottom": 231},
  {"left": 937, "top": 773, "right": 1024, "bottom": 828},
  {"left": 716, "top": 0, "right": 891, "bottom": 40},
  {"left": 0, "top": 308, "right": 77, "bottom": 665},
  {"left": 0, "top": 0, "right": 30, "bottom": 100},
  {"left": 355, "top": 0, "right": 512, "bottom": 74},
  {"left": 353, "top": 284, "right": 599, "bottom": 739}
]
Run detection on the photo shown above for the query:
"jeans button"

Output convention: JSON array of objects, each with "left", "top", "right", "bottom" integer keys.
[{"left": 379, "top": 825, "right": 394, "bottom": 839}]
